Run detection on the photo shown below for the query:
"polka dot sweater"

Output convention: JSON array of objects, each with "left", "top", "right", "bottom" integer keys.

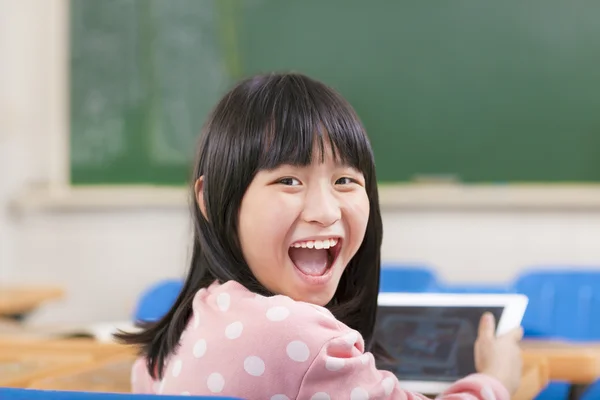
[{"left": 131, "top": 280, "right": 510, "bottom": 400}]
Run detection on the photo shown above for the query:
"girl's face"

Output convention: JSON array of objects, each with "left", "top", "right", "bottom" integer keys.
[{"left": 238, "top": 144, "right": 370, "bottom": 306}]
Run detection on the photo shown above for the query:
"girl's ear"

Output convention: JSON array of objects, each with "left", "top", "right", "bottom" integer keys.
[{"left": 194, "top": 176, "right": 208, "bottom": 220}]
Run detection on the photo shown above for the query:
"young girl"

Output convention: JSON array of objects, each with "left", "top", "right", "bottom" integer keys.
[{"left": 119, "top": 73, "right": 523, "bottom": 399}]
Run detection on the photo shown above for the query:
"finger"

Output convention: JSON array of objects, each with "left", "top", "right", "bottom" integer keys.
[
  {"left": 510, "top": 326, "right": 524, "bottom": 341},
  {"left": 499, "top": 326, "right": 524, "bottom": 341},
  {"left": 478, "top": 312, "right": 496, "bottom": 339},
  {"left": 516, "top": 326, "right": 524, "bottom": 340}
]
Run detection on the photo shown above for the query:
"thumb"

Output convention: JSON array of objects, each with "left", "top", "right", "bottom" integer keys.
[
  {"left": 478, "top": 312, "right": 496, "bottom": 339},
  {"left": 502, "top": 326, "right": 524, "bottom": 341}
]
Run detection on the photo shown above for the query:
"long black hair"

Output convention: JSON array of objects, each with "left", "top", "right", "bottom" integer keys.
[{"left": 116, "top": 72, "right": 384, "bottom": 379}]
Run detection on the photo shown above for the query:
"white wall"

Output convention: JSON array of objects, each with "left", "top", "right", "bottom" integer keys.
[{"left": 2, "top": 0, "right": 600, "bottom": 325}]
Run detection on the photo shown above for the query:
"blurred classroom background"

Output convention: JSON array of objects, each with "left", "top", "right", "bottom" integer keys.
[
  {"left": 2, "top": 0, "right": 600, "bottom": 328},
  {"left": 3, "top": 1, "right": 600, "bottom": 399}
]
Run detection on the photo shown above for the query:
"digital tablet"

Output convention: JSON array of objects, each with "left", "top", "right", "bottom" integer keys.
[{"left": 375, "top": 292, "right": 528, "bottom": 395}]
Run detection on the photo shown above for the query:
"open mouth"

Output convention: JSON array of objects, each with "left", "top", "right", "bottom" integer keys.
[{"left": 288, "top": 238, "right": 343, "bottom": 277}]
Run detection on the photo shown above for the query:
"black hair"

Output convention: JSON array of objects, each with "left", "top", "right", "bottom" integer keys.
[{"left": 116, "top": 72, "right": 384, "bottom": 379}]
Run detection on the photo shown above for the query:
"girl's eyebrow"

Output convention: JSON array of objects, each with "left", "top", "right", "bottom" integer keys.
[
  {"left": 262, "top": 163, "right": 305, "bottom": 173},
  {"left": 336, "top": 164, "right": 362, "bottom": 172}
]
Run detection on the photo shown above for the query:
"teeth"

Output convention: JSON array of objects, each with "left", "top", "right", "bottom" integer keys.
[{"left": 290, "top": 238, "right": 339, "bottom": 249}]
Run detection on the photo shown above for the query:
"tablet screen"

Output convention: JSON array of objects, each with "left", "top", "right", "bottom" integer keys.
[{"left": 374, "top": 306, "right": 504, "bottom": 382}]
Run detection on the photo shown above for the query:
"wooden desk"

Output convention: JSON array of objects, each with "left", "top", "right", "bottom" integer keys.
[
  {"left": 512, "top": 357, "right": 549, "bottom": 400},
  {"left": 28, "top": 354, "right": 136, "bottom": 393},
  {"left": 0, "top": 337, "right": 136, "bottom": 390},
  {"left": 0, "top": 337, "right": 136, "bottom": 360},
  {"left": 0, "top": 337, "right": 136, "bottom": 393},
  {"left": 522, "top": 340, "right": 600, "bottom": 400},
  {"left": 0, "top": 286, "right": 64, "bottom": 319},
  {"left": 522, "top": 340, "right": 600, "bottom": 383},
  {"left": 0, "top": 351, "right": 93, "bottom": 388}
]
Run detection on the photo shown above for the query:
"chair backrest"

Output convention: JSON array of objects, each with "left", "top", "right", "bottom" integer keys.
[
  {"left": 513, "top": 268, "right": 600, "bottom": 340},
  {"left": 436, "top": 284, "right": 513, "bottom": 294},
  {"left": 133, "top": 279, "right": 184, "bottom": 323},
  {"left": 379, "top": 264, "right": 438, "bottom": 293},
  {"left": 0, "top": 388, "right": 242, "bottom": 400}
]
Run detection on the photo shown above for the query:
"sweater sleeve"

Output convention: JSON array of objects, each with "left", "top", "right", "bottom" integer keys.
[{"left": 297, "top": 333, "right": 511, "bottom": 400}]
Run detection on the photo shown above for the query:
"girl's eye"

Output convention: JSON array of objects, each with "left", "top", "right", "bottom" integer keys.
[
  {"left": 335, "top": 177, "right": 355, "bottom": 185},
  {"left": 278, "top": 177, "right": 301, "bottom": 186}
]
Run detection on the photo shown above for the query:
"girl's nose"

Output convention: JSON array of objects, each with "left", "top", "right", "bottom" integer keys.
[{"left": 300, "top": 184, "right": 341, "bottom": 227}]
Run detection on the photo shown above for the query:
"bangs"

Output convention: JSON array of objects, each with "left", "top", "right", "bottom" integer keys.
[{"left": 242, "top": 74, "right": 374, "bottom": 175}]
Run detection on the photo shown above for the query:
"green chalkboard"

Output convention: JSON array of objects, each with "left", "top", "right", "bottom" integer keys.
[
  {"left": 70, "top": 0, "right": 600, "bottom": 185},
  {"left": 69, "top": 0, "right": 235, "bottom": 184}
]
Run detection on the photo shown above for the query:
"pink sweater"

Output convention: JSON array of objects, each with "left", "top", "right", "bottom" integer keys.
[{"left": 131, "top": 280, "right": 510, "bottom": 400}]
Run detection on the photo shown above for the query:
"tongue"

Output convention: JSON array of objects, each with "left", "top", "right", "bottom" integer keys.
[{"left": 289, "top": 248, "right": 329, "bottom": 276}]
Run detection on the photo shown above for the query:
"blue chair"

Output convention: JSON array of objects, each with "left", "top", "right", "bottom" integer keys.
[
  {"left": 513, "top": 269, "right": 600, "bottom": 341},
  {"left": 512, "top": 268, "right": 600, "bottom": 400},
  {"left": 379, "top": 264, "right": 438, "bottom": 293},
  {"left": 0, "top": 388, "right": 242, "bottom": 400},
  {"left": 436, "top": 283, "right": 513, "bottom": 294},
  {"left": 133, "top": 279, "right": 183, "bottom": 323}
]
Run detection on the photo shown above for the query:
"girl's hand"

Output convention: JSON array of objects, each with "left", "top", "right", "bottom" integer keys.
[{"left": 474, "top": 312, "right": 524, "bottom": 394}]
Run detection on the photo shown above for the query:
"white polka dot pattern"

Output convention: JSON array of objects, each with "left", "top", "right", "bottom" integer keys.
[
  {"left": 225, "top": 321, "right": 243, "bottom": 339},
  {"left": 325, "top": 356, "right": 345, "bottom": 371},
  {"left": 359, "top": 353, "right": 370, "bottom": 365},
  {"left": 216, "top": 292, "right": 230, "bottom": 311},
  {"left": 350, "top": 387, "right": 369, "bottom": 400},
  {"left": 172, "top": 359, "right": 182, "bottom": 377},
  {"left": 343, "top": 331, "right": 359, "bottom": 346},
  {"left": 193, "top": 339, "right": 207, "bottom": 358},
  {"left": 207, "top": 372, "right": 225, "bottom": 393},
  {"left": 382, "top": 377, "right": 395, "bottom": 395},
  {"left": 266, "top": 306, "right": 290, "bottom": 321},
  {"left": 286, "top": 340, "right": 310, "bottom": 362},
  {"left": 244, "top": 355, "right": 266, "bottom": 376}
]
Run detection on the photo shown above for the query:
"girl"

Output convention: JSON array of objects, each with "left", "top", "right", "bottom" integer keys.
[{"left": 118, "top": 73, "right": 523, "bottom": 399}]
